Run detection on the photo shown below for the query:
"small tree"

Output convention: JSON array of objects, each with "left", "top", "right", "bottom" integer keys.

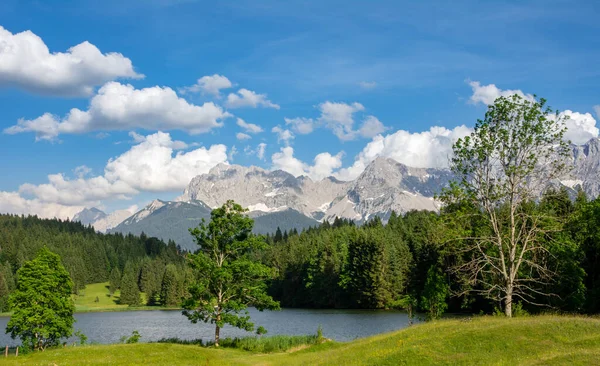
[
  {"left": 183, "top": 200, "right": 280, "bottom": 346},
  {"left": 108, "top": 267, "right": 121, "bottom": 295},
  {"left": 420, "top": 266, "right": 449, "bottom": 320},
  {"left": 6, "top": 247, "right": 75, "bottom": 351},
  {"left": 441, "top": 94, "right": 570, "bottom": 317}
]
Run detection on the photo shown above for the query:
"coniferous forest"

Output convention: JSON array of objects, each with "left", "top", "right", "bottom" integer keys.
[
  {"left": 1, "top": 185, "right": 599, "bottom": 318},
  {"left": 0, "top": 214, "right": 188, "bottom": 311}
]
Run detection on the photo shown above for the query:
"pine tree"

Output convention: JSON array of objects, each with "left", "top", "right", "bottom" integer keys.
[
  {"left": 109, "top": 267, "right": 121, "bottom": 295},
  {"left": 160, "top": 264, "right": 180, "bottom": 306},
  {"left": 119, "top": 262, "right": 141, "bottom": 306}
]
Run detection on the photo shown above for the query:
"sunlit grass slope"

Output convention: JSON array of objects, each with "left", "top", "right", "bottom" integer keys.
[
  {"left": 73, "top": 282, "right": 149, "bottom": 312},
  {"left": 5, "top": 315, "right": 600, "bottom": 365}
]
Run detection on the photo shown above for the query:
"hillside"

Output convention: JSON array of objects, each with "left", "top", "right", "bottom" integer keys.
[{"left": 5, "top": 316, "right": 600, "bottom": 365}]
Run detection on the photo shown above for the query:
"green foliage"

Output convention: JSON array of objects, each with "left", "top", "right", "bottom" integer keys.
[
  {"left": 75, "top": 329, "right": 88, "bottom": 345},
  {"left": 183, "top": 200, "right": 280, "bottom": 346},
  {"left": 440, "top": 94, "right": 571, "bottom": 317},
  {"left": 6, "top": 247, "right": 75, "bottom": 351},
  {"left": 421, "top": 266, "right": 449, "bottom": 320},
  {"left": 160, "top": 264, "right": 181, "bottom": 306},
  {"left": 108, "top": 267, "right": 121, "bottom": 295},
  {"left": 119, "top": 262, "right": 141, "bottom": 306},
  {"left": 0, "top": 214, "right": 184, "bottom": 306},
  {"left": 125, "top": 330, "right": 141, "bottom": 344}
]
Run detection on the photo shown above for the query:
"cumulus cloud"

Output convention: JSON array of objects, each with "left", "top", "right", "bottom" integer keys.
[
  {"left": 468, "top": 81, "right": 535, "bottom": 106},
  {"left": 236, "top": 118, "right": 263, "bottom": 134},
  {"left": 0, "top": 191, "right": 84, "bottom": 220},
  {"left": 358, "top": 116, "right": 387, "bottom": 138},
  {"left": 228, "top": 146, "right": 238, "bottom": 161},
  {"left": 0, "top": 26, "right": 142, "bottom": 96},
  {"left": 561, "top": 110, "right": 599, "bottom": 145},
  {"left": 335, "top": 125, "right": 472, "bottom": 181},
  {"left": 18, "top": 174, "right": 136, "bottom": 207},
  {"left": 359, "top": 81, "right": 377, "bottom": 90},
  {"left": 180, "top": 74, "right": 232, "bottom": 96},
  {"left": 5, "top": 82, "right": 230, "bottom": 140},
  {"left": 0, "top": 132, "right": 229, "bottom": 219},
  {"left": 285, "top": 117, "right": 315, "bottom": 135},
  {"left": 271, "top": 147, "right": 343, "bottom": 181},
  {"left": 226, "top": 88, "right": 280, "bottom": 109},
  {"left": 272, "top": 126, "right": 294, "bottom": 145},
  {"left": 284, "top": 101, "right": 387, "bottom": 141},
  {"left": 104, "top": 132, "right": 228, "bottom": 192},
  {"left": 236, "top": 132, "right": 251, "bottom": 141}
]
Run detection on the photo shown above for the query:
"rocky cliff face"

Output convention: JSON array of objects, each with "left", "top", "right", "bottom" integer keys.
[
  {"left": 178, "top": 157, "right": 453, "bottom": 222},
  {"left": 569, "top": 138, "right": 600, "bottom": 197},
  {"left": 177, "top": 164, "right": 350, "bottom": 220}
]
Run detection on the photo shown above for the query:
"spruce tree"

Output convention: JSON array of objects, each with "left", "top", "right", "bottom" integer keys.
[{"left": 119, "top": 262, "right": 141, "bottom": 306}]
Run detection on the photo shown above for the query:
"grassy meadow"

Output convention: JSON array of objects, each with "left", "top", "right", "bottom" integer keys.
[{"left": 3, "top": 315, "right": 599, "bottom": 365}]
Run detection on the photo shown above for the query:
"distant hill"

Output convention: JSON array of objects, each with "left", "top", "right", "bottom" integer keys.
[{"left": 109, "top": 200, "right": 319, "bottom": 251}]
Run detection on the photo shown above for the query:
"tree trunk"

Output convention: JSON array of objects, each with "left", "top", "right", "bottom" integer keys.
[
  {"left": 505, "top": 286, "right": 513, "bottom": 317},
  {"left": 214, "top": 325, "right": 220, "bottom": 347}
]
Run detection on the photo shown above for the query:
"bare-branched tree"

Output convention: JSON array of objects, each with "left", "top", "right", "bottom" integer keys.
[{"left": 440, "top": 94, "right": 570, "bottom": 317}]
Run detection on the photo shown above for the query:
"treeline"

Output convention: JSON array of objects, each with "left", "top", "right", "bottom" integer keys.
[
  {"left": 0, "top": 214, "right": 188, "bottom": 311},
  {"left": 261, "top": 188, "right": 600, "bottom": 315}
]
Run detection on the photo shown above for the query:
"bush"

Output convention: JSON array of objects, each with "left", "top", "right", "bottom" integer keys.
[{"left": 157, "top": 329, "right": 326, "bottom": 353}]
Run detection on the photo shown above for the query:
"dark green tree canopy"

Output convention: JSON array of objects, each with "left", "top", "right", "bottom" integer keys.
[{"left": 6, "top": 247, "right": 75, "bottom": 351}]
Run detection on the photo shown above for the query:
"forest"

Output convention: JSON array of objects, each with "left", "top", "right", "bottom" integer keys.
[
  {"left": 261, "top": 187, "right": 600, "bottom": 316},
  {"left": 1, "top": 185, "right": 598, "bottom": 318},
  {"left": 0, "top": 214, "right": 189, "bottom": 311}
]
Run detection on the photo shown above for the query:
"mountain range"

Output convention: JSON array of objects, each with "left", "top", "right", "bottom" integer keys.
[{"left": 73, "top": 138, "right": 600, "bottom": 251}]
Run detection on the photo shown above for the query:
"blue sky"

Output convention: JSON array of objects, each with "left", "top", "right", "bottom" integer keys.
[{"left": 0, "top": 0, "right": 599, "bottom": 218}]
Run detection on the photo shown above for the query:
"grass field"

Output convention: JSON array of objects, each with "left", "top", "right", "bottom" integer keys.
[
  {"left": 72, "top": 282, "right": 184, "bottom": 313},
  {"left": 3, "top": 315, "right": 600, "bottom": 365}
]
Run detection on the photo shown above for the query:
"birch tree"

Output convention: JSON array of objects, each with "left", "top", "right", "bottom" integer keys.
[
  {"left": 441, "top": 94, "right": 570, "bottom": 317},
  {"left": 183, "top": 200, "right": 279, "bottom": 346}
]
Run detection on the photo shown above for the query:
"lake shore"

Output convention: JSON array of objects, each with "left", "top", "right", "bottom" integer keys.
[{"left": 2, "top": 315, "right": 599, "bottom": 365}]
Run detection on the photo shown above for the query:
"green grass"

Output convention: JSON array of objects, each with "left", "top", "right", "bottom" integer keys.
[{"left": 3, "top": 315, "right": 600, "bottom": 365}]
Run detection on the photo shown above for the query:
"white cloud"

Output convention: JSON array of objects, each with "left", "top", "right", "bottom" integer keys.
[
  {"left": 593, "top": 105, "right": 600, "bottom": 119},
  {"left": 272, "top": 126, "right": 294, "bottom": 145},
  {"left": 468, "top": 81, "right": 535, "bottom": 105},
  {"left": 236, "top": 132, "right": 251, "bottom": 141},
  {"left": 236, "top": 118, "right": 263, "bottom": 134},
  {"left": 336, "top": 125, "right": 472, "bottom": 181},
  {"left": 561, "top": 110, "right": 599, "bottom": 145},
  {"left": 228, "top": 146, "right": 238, "bottom": 161},
  {"left": 359, "top": 81, "right": 377, "bottom": 90},
  {"left": 5, "top": 82, "right": 230, "bottom": 140},
  {"left": 0, "top": 132, "right": 229, "bottom": 219},
  {"left": 319, "top": 101, "right": 365, "bottom": 140},
  {"left": 104, "top": 132, "right": 228, "bottom": 192},
  {"left": 73, "top": 165, "right": 92, "bottom": 178},
  {"left": 256, "top": 143, "right": 267, "bottom": 160},
  {"left": 226, "top": 88, "right": 280, "bottom": 109},
  {"left": 0, "top": 191, "right": 84, "bottom": 220},
  {"left": 285, "top": 117, "right": 315, "bottom": 134},
  {"left": 284, "top": 101, "right": 386, "bottom": 141},
  {"left": 0, "top": 26, "right": 142, "bottom": 96},
  {"left": 18, "top": 174, "right": 136, "bottom": 206},
  {"left": 180, "top": 74, "right": 232, "bottom": 96},
  {"left": 271, "top": 147, "right": 343, "bottom": 181},
  {"left": 358, "top": 116, "right": 387, "bottom": 138}
]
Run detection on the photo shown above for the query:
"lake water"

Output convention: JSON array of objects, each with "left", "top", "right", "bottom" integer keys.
[{"left": 0, "top": 308, "right": 416, "bottom": 346}]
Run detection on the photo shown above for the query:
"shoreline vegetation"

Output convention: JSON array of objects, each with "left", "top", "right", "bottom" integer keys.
[{"left": 2, "top": 315, "right": 599, "bottom": 365}]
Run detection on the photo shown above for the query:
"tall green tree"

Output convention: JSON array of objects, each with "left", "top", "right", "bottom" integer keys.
[
  {"left": 6, "top": 247, "right": 75, "bottom": 351},
  {"left": 108, "top": 267, "right": 121, "bottom": 295},
  {"left": 183, "top": 200, "right": 280, "bottom": 346},
  {"left": 119, "top": 262, "right": 141, "bottom": 306},
  {"left": 441, "top": 94, "right": 570, "bottom": 317}
]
